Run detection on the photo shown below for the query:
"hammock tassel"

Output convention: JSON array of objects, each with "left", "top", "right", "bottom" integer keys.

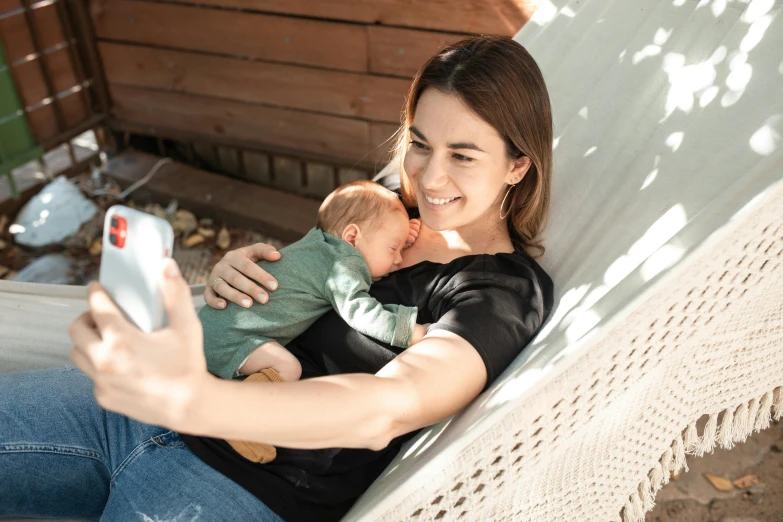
[
  {"left": 717, "top": 405, "right": 735, "bottom": 449},
  {"left": 683, "top": 421, "right": 699, "bottom": 452},
  {"left": 756, "top": 391, "right": 773, "bottom": 431},
  {"left": 773, "top": 387, "right": 782, "bottom": 421},
  {"left": 747, "top": 397, "right": 761, "bottom": 434},
  {"left": 732, "top": 400, "right": 750, "bottom": 443},
  {"left": 639, "top": 474, "right": 655, "bottom": 513},
  {"left": 660, "top": 447, "right": 673, "bottom": 485},
  {"left": 694, "top": 412, "right": 717, "bottom": 456},
  {"left": 649, "top": 461, "right": 665, "bottom": 493},
  {"left": 671, "top": 434, "right": 687, "bottom": 476},
  {"left": 623, "top": 490, "right": 645, "bottom": 522}
]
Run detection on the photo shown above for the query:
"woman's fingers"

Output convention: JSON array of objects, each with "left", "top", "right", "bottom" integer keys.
[
  {"left": 86, "top": 282, "right": 132, "bottom": 336},
  {"left": 205, "top": 243, "right": 282, "bottom": 308},
  {"left": 211, "top": 277, "right": 255, "bottom": 308},
  {"left": 236, "top": 242, "right": 282, "bottom": 264},
  {"left": 160, "top": 259, "right": 200, "bottom": 331},
  {"left": 203, "top": 286, "right": 226, "bottom": 310},
  {"left": 68, "top": 311, "right": 101, "bottom": 376}
]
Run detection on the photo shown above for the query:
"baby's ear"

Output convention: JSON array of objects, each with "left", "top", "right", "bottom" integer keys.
[{"left": 341, "top": 224, "right": 360, "bottom": 247}]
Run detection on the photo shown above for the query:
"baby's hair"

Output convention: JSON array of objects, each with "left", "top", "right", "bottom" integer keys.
[{"left": 317, "top": 180, "right": 406, "bottom": 237}]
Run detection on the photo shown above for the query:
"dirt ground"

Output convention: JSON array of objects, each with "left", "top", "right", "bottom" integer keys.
[{"left": 646, "top": 420, "right": 783, "bottom": 522}]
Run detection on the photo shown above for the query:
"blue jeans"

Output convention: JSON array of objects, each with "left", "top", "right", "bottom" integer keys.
[{"left": 0, "top": 367, "right": 284, "bottom": 522}]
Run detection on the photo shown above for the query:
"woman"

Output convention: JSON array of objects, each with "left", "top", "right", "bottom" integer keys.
[{"left": 0, "top": 35, "right": 554, "bottom": 522}]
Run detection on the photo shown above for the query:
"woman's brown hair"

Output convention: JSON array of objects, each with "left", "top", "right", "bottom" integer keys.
[{"left": 395, "top": 35, "right": 553, "bottom": 257}]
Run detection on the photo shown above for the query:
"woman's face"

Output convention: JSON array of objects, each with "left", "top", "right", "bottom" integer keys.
[{"left": 403, "top": 88, "right": 527, "bottom": 233}]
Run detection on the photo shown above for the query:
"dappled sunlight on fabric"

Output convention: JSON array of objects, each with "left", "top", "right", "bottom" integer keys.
[
  {"left": 640, "top": 244, "right": 685, "bottom": 281},
  {"left": 641, "top": 155, "right": 662, "bottom": 190},
  {"left": 530, "top": 0, "right": 558, "bottom": 25},
  {"left": 661, "top": 53, "right": 717, "bottom": 120},
  {"left": 749, "top": 115, "right": 782, "bottom": 155},
  {"left": 605, "top": 205, "right": 688, "bottom": 287},
  {"left": 665, "top": 132, "right": 684, "bottom": 152},
  {"left": 483, "top": 366, "right": 553, "bottom": 408},
  {"left": 532, "top": 284, "right": 591, "bottom": 345}
]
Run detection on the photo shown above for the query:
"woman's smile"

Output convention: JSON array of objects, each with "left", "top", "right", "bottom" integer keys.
[{"left": 422, "top": 192, "right": 462, "bottom": 211}]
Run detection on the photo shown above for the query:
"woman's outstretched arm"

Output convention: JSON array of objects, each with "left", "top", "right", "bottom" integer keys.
[
  {"left": 70, "top": 259, "right": 487, "bottom": 451},
  {"left": 180, "top": 329, "right": 486, "bottom": 450}
]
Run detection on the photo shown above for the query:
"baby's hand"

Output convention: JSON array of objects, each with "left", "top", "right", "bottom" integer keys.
[
  {"left": 411, "top": 323, "right": 431, "bottom": 345},
  {"left": 405, "top": 219, "right": 422, "bottom": 248}
]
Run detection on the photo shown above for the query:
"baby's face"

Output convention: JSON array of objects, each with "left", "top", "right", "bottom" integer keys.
[{"left": 356, "top": 212, "right": 410, "bottom": 281}]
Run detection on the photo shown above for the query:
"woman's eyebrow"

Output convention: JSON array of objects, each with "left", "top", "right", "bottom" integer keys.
[
  {"left": 409, "top": 126, "right": 484, "bottom": 152},
  {"left": 410, "top": 126, "right": 427, "bottom": 141},
  {"left": 448, "top": 141, "right": 485, "bottom": 152}
]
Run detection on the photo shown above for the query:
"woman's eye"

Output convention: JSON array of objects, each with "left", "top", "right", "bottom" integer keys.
[
  {"left": 410, "top": 140, "right": 428, "bottom": 150},
  {"left": 453, "top": 153, "right": 474, "bottom": 162}
]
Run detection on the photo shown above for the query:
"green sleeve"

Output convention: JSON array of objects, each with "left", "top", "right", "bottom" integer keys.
[{"left": 324, "top": 256, "right": 418, "bottom": 348}]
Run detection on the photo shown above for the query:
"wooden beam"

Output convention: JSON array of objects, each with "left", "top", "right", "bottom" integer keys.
[
  {"left": 368, "top": 26, "right": 464, "bottom": 78},
  {"left": 99, "top": 42, "right": 408, "bottom": 124},
  {"left": 104, "top": 151, "right": 320, "bottom": 242},
  {"left": 91, "top": 0, "right": 368, "bottom": 73},
  {"left": 154, "top": 0, "right": 536, "bottom": 36},
  {"left": 110, "top": 85, "right": 372, "bottom": 163}
]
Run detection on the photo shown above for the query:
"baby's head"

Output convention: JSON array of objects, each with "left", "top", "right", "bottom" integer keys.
[{"left": 317, "top": 181, "right": 410, "bottom": 280}]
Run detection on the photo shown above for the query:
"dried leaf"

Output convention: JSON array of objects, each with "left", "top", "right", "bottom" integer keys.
[
  {"left": 89, "top": 238, "right": 102, "bottom": 256},
  {"left": 0, "top": 214, "right": 9, "bottom": 234},
  {"left": 197, "top": 226, "right": 215, "bottom": 238},
  {"left": 732, "top": 474, "right": 758, "bottom": 489},
  {"left": 217, "top": 227, "right": 231, "bottom": 250},
  {"left": 184, "top": 234, "right": 206, "bottom": 248},
  {"left": 704, "top": 473, "right": 734, "bottom": 492},
  {"left": 172, "top": 210, "right": 198, "bottom": 237},
  {"left": 199, "top": 217, "right": 213, "bottom": 226}
]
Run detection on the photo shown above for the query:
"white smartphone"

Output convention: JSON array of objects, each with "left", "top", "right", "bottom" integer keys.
[{"left": 98, "top": 205, "right": 175, "bottom": 333}]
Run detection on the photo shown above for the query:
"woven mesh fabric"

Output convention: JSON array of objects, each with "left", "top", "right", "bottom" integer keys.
[{"left": 351, "top": 175, "right": 783, "bottom": 522}]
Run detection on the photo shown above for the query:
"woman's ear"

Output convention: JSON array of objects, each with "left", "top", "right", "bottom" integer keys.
[
  {"left": 341, "top": 224, "right": 361, "bottom": 247},
  {"left": 506, "top": 156, "right": 532, "bottom": 185}
]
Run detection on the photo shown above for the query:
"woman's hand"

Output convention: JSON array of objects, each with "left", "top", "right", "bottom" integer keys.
[
  {"left": 68, "top": 259, "right": 209, "bottom": 430},
  {"left": 206, "top": 243, "right": 282, "bottom": 309},
  {"left": 405, "top": 219, "right": 421, "bottom": 249}
]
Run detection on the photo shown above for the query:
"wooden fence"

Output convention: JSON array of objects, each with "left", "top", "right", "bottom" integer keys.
[{"left": 91, "top": 0, "right": 536, "bottom": 197}]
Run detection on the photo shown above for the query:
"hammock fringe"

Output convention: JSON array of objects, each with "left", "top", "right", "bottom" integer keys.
[{"left": 623, "top": 387, "right": 782, "bottom": 522}]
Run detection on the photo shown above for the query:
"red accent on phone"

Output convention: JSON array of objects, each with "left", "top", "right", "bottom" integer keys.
[{"left": 109, "top": 215, "right": 127, "bottom": 248}]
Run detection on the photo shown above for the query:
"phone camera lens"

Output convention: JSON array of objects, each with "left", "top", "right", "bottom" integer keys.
[
  {"left": 109, "top": 234, "right": 118, "bottom": 246},
  {"left": 111, "top": 217, "right": 119, "bottom": 228}
]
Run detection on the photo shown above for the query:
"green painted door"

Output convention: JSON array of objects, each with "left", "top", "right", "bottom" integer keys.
[{"left": 0, "top": 41, "right": 42, "bottom": 198}]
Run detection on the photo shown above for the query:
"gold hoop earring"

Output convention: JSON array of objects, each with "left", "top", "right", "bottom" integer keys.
[{"left": 499, "top": 183, "right": 517, "bottom": 220}]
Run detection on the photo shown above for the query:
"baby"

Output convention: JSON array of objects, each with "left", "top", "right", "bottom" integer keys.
[{"left": 198, "top": 180, "right": 426, "bottom": 463}]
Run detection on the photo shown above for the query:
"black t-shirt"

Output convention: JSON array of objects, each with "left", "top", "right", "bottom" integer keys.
[{"left": 179, "top": 189, "right": 554, "bottom": 522}]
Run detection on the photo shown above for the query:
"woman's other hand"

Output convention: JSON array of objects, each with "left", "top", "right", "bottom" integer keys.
[
  {"left": 206, "top": 243, "right": 282, "bottom": 309},
  {"left": 69, "top": 259, "right": 209, "bottom": 430},
  {"left": 404, "top": 219, "right": 422, "bottom": 249}
]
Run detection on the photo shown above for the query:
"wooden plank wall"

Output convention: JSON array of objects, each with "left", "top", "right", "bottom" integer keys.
[
  {"left": 92, "top": 0, "right": 536, "bottom": 197},
  {"left": 0, "top": 0, "right": 94, "bottom": 145}
]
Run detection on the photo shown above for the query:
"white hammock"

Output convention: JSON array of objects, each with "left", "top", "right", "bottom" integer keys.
[{"left": 2, "top": 0, "right": 782, "bottom": 520}]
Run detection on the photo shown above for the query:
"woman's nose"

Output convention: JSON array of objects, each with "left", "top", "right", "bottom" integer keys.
[{"left": 418, "top": 157, "right": 449, "bottom": 189}]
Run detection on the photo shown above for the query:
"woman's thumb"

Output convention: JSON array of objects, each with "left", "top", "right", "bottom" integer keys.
[{"left": 160, "top": 258, "right": 196, "bottom": 330}]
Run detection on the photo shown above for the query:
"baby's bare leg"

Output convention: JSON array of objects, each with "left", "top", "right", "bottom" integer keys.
[{"left": 238, "top": 341, "right": 302, "bottom": 381}]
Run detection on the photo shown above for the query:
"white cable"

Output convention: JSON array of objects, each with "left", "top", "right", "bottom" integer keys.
[{"left": 91, "top": 157, "right": 173, "bottom": 199}]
